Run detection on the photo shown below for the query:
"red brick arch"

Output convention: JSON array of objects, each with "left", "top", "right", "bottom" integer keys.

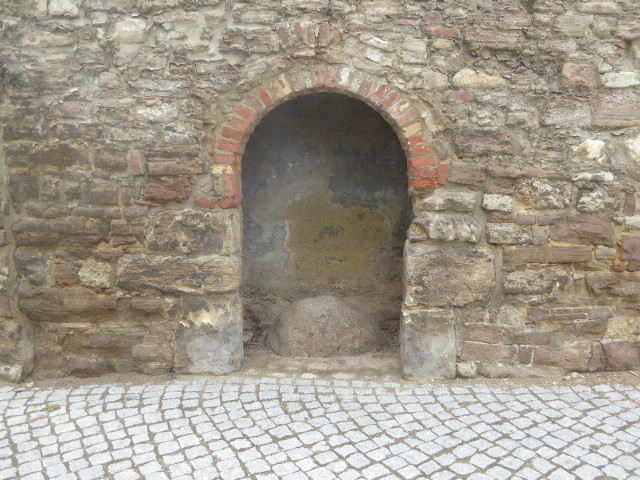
[{"left": 212, "top": 66, "right": 448, "bottom": 209}]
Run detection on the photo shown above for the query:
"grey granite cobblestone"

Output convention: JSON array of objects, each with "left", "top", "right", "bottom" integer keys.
[{"left": 0, "top": 377, "right": 639, "bottom": 479}]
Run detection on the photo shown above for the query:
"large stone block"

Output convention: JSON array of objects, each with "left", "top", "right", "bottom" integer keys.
[
  {"left": 404, "top": 244, "right": 495, "bottom": 307},
  {"left": 5, "top": 143, "right": 89, "bottom": 169},
  {"left": 485, "top": 224, "right": 532, "bottom": 245},
  {"left": 517, "top": 180, "right": 571, "bottom": 209},
  {"left": 117, "top": 254, "right": 240, "bottom": 294},
  {"left": 454, "top": 128, "right": 515, "bottom": 156},
  {"left": 12, "top": 217, "right": 110, "bottom": 247},
  {"left": 174, "top": 295, "right": 242, "bottom": 375},
  {"left": 146, "top": 147, "right": 204, "bottom": 175},
  {"left": 550, "top": 215, "right": 616, "bottom": 247},
  {"left": 400, "top": 309, "right": 456, "bottom": 380},
  {"left": 419, "top": 190, "right": 479, "bottom": 212},
  {"left": 621, "top": 235, "right": 640, "bottom": 261},
  {"left": 146, "top": 209, "right": 241, "bottom": 255},
  {"left": 503, "top": 268, "right": 570, "bottom": 295},
  {"left": 412, "top": 213, "right": 480, "bottom": 243},
  {"left": 602, "top": 341, "right": 640, "bottom": 370}
]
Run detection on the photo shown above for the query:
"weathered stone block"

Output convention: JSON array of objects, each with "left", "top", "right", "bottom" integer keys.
[
  {"left": 12, "top": 217, "right": 110, "bottom": 247},
  {"left": 146, "top": 147, "right": 204, "bottom": 175},
  {"left": 482, "top": 194, "right": 514, "bottom": 212},
  {"left": 267, "top": 296, "right": 384, "bottom": 357},
  {"left": 451, "top": 69, "right": 507, "bottom": 88},
  {"left": 405, "top": 244, "right": 495, "bottom": 307},
  {"left": 144, "top": 178, "right": 191, "bottom": 203},
  {"left": 586, "top": 272, "right": 640, "bottom": 297},
  {"left": 419, "top": 190, "right": 479, "bottom": 212},
  {"left": 14, "top": 248, "right": 48, "bottom": 286},
  {"left": 517, "top": 180, "right": 571, "bottom": 209},
  {"left": 592, "top": 94, "right": 640, "bottom": 128},
  {"left": 529, "top": 346, "right": 592, "bottom": 371},
  {"left": 446, "top": 162, "right": 486, "bottom": 188},
  {"left": 400, "top": 309, "right": 456, "bottom": 380},
  {"left": 550, "top": 214, "right": 616, "bottom": 247},
  {"left": 413, "top": 213, "right": 480, "bottom": 243},
  {"left": 113, "top": 17, "right": 147, "bottom": 44},
  {"left": 486, "top": 224, "right": 532, "bottom": 245},
  {"left": 465, "top": 29, "right": 521, "bottom": 51},
  {"left": 461, "top": 342, "right": 517, "bottom": 363},
  {"left": 602, "top": 341, "right": 640, "bottom": 370},
  {"left": 503, "top": 268, "right": 569, "bottom": 295},
  {"left": 562, "top": 63, "right": 596, "bottom": 88},
  {"left": 18, "top": 287, "right": 118, "bottom": 322},
  {"left": 117, "top": 254, "right": 240, "bottom": 294},
  {"left": 504, "top": 246, "right": 593, "bottom": 265},
  {"left": 602, "top": 72, "right": 640, "bottom": 89},
  {"left": 621, "top": 235, "right": 640, "bottom": 261},
  {"left": 78, "top": 259, "right": 111, "bottom": 289},
  {"left": 454, "top": 128, "right": 515, "bottom": 156},
  {"left": 48, "top": 0, "right": 79, "bottom": 17},
  {"left": 5, "top": 143, "right": 89, "bottom": 169},
  {"left": 146, "top": 209, "right": 241, "bottom": 255},
  {"left": 174, "top": 295, "right": 242, "bottom": 375},
  {"left": 542, "top": 98, "right": 592, "bottom": 126}
]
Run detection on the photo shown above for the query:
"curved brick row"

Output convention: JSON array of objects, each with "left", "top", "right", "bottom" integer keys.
[{"left": 212, "top": 66, "right": 447, "bottom": 209}]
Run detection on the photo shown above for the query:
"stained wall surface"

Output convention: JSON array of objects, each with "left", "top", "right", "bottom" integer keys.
[
  {"left": 242, "top": 93, "right": 410, "bottom": 336},
  {"left": 0, "top": 0, "right": 639, "bottom": 380}
]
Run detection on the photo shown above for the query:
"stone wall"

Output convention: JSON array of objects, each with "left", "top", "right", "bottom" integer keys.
[{"left": 0, "top": 0, "right": 639, "bottom": 381}]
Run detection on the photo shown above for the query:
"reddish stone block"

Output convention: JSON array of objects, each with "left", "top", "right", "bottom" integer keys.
[
  {"left": 0, "top": 296, "right": 12, "bottom": 318},
  {"left": 359, "top": 80, "right": 374, "bottom": 98},
  {"left": 222, "top": 175, "right": 242, "bottom": 198},
  {"left": 446, "top": 91, "right": 474, "bottom": 103},
  {"left": 423, "top": 25, "right": 460, "bottom": 38},
  {"left": 550, "top": 214, "right": 616, "bottom": 247},
  {"left": 396, "top": 110, "right": 418, "bottom": 127},
  {"left": 437, "top": 164, "right": 448, "bottom": 185},
  {"left": 461, "top": 341, "right": 517, "bottom": 363},
  {"left": 144, "top": 179, "right": 191, "bottom": 203},
  {"left": 602, "top": 341, "right": 640, "bottom": 370},
  {"left": 561, "top": 63, "right": 596, "bottom": 88},
  {"left": 462, "top": 324, "right": 505, "bottom": 344},
  {"left": 530, "top": 346, "right": 591, "bottom": 371},
  {"left": 621, "top": 235, "right": 640, "bottom": 261},
  {"left": 509, "top": 331, "right": 553, "bottom": 346},
  {"left": 370, "top": 85, "right": 390, "bottom": 104}
]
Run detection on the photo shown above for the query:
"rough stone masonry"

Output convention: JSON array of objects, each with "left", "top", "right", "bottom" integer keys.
[{"left": 1, "top": 0, "right": 640, "bottom": 382}]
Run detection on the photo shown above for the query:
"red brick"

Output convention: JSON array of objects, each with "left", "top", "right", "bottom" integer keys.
[
  {"left": 437, "top": 164, "right": 448, "bottom": 185},
  {"left": 217, "top": 139, "right": 242, "bottom": 154},
  {"left": 359, "top": 80, "right": 374, "bottom": 98},
  {"left": 276, "top": 26, "right": 289, "bottom": 46},
  {"left": 230, "top": 116, "right": 250, "bottom": 133},
  {"left": 380, "top": 91, "right": 399, "bottom": 110},
  {"left": 258, "top": 88, "right": 273, "bottom": 108},
  {"left": 220, "top": 196, "right": 242, "bottom": 209},
  {"left": 397, "top": 110, "right": 418, "bottom": 127},
  {"left": 408, "top": 135, "right": 427, "bottom": 147},
  {"left": 237, "top": 106, "right": 257, "bottom": 122},
  {"left": 409, "top": 177, "right": 437, "bottom": 189},
  {"left": 194, "top": 197, "right": 217, "bottom": 209},
  {"left": 412, "top": 167, "right": 437, "bottom": 178},
  {"left": 214, "top": 153, "right": 238, "bottom": 165},
  {"left": 222, "top": 127, "right": 244, "bottom": 141},
  {"left": 222, "top": 174, "right": 242, "bottom": 198},
  {"left": 446, "top": 91, "right": 474, "bottom": 103},
  {"left": 409, "top": 144, "right": 433, "bottom": 158},
  {"left": 370, "top": 85, "right": 390, "bottom": 104},
  {"left": 409, "top": 156, "right": 436, "bottom": 168}
]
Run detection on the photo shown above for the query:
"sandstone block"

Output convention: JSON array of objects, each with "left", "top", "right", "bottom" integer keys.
[
  {"left": 586, "top": 272, "right": 640, "bottom": 297},
  {"left": 174, "top": 295, "right": 242, "bottom": 375},
  {"left": 267, "top": 296, "right": 384, "bottom": 357},
  {"left": 503, "top": 268, "right": 569, "bottom": 295},
  {"left": 550, "top": 214, "right": 616, "bottom": 247},
  {"left": 419, "top": 190, "right": 478, "bottom": 212},
  {"left": 447, "top": 162, "right": 486, "bottom": 188},
  {"left": 504, "top": 246, "right": 592, "bottom": 265},
  {"left": 146, "top": 147, "right": 204, "bottom": 175},
  {"left": 562, "top": 63, "right": 596, "bottom": 88},
  {"left": 146, "top": 209, "right": 240, "bottom": 255},
  {"left": 486, "top": 224, "right": 532, "bottom": 245},
  {"left": 405, "top": 244, "right": 495, "bottom": 307},
  {"left": 622, "top": 235, "right": 640, "bottom": 261},
  {"left": 117, "top": 254, "right": 240, "bottom": 294},
  {"left": 78, "top": 259, "right": 111, "bottom": 289},
  {"left": 113, "top": 17, "right": 147, "bottom": 44},
  {"left": 542, "top": 98, "right": 591, "bottom": 126},
  {"left": 18, "top": 287, "right": 118, "bottom": 322},
  {"left": 601, "top": 72, "right": 640, "bottom": 88},
  {"left": 602, "top": 341, "right": 640, "bottom": 370},
  {"left": 454, "top": 128, "right": 515, "bottom": 156},
  {"left": 482, "top": 194, "right": 514, "bottom": 212},
  {"left": 465, "top": 29, "right": 521, "bottom": 50},
  {"left": 12, "top": 217, "right": 110, "bottom": 247},
  {"left": 401, "top": 309, "right": 456, "bottom": 380},
  {"left": 451, "top": 69, "right": 507, "bottom": 88},
  {"left": 5, "top": 143, "right": 89, "bottom": 169},
  {"left": 517, "top": 180, "right": 571, "bottom": 209},
  {"left": 461, "top": 342, "right": 517, "bottom": 364},
  {"left": 68, "top": 357, "right": 114, "bottom": 378},
  {"left": 413, "top": 213, "right": 480, "bottom": 243},
  {"left": 48, "top": 0, "right": 79, "bottom": 17},
  {"left": 595, "top": 246, "right": 617, "bottom": 260},
  {"left": 144, "top": 178, "right": 191, "bottom": 203},
  {"left": 592, "top": 94, "right": 640, "bottom": 128}
]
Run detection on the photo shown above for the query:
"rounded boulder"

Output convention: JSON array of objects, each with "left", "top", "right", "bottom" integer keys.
[{"left": 267, "top": 295, "right": 385, "bottom": 357}]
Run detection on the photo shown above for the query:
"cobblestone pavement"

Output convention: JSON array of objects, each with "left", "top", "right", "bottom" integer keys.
[{"left": 1, "top": 375, "right": 640, "bottom": 480}]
